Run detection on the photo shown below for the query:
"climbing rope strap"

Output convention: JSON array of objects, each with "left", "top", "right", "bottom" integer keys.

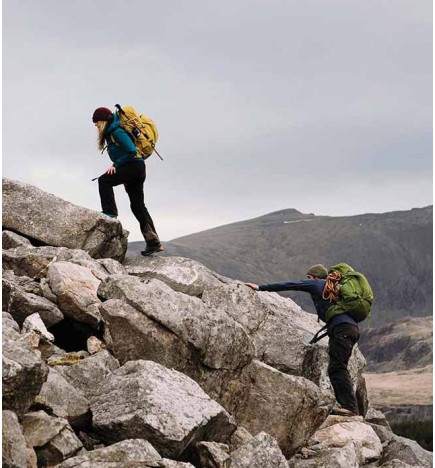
[{"left": 322, "top": 271, "right": 342, "bottom": 302}]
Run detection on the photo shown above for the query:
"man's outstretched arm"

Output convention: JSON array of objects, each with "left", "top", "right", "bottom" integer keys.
[{"left": 246, "top": 279, "right": 321, "bottom": 294}]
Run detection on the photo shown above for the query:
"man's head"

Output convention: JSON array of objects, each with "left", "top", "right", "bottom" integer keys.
[{"left": 306, "top": 264, "right": 328, "bottom": 279}]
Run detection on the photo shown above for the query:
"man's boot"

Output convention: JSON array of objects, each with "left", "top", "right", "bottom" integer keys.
[{"left": 141, "top": 241, "right": 164, "bottom": 257}]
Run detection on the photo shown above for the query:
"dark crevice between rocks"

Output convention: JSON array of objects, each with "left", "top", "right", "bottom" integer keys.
[{"left": 49, "top": 319, "right": 103, "bottom": 352}]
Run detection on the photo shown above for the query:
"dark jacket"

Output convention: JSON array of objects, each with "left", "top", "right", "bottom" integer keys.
[
  {"left": 104, "top": 113, "right": 142, "bottom": 168},
  {"left": 258, "top": 279, "right": 357, "bottom": 333}
]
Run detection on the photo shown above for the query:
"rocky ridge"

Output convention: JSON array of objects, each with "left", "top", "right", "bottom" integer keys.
[{"left": 2, "top": 178, "right": 432, "bottom": 467}]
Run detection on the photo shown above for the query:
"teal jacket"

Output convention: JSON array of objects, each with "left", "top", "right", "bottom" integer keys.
[{"left": 104, "top": 113, "right": 142, "bottom": 168}]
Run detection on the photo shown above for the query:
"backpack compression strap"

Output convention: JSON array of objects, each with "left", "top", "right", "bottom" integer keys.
[{"left": 309, "top": 324, "right": 328, "bottom": 344}]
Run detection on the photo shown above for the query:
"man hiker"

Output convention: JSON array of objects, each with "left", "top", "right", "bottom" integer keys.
[{"left": 245, "top": 264, "right": 361, "bottom": 417}]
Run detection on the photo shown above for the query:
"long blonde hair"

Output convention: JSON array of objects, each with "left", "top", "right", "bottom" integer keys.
[{"left": 96, "top": 121, "right": 108, "bottom": 151}]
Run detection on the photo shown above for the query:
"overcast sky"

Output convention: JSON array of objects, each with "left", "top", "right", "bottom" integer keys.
[{"left": 3, "top": 0, "right": 432, "bottom": 241}]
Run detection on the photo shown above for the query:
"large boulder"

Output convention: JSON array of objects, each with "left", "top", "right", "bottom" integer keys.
[
  {"left": 2, "top": 410, "right": 37, "bottom": 468},
  {"left": 47, "top": 261, "right": 101, "bottom": 327},
  {"left": 2, "top": 274, "right": 64, "bottom": 327},
  {"left": 380, "top": 436, "right": 433, "bottom": 467},
  {"left": 91, "top": 360, "right": 236, "bottom": 458},
  {"left": 2, "top": 178, "right": 128, "bottom": 261},
  {"left": 2, "top": 313, "right": 48, "bottom": 414},
  {"left": 227, "top": 432, "right": 289, "bottom": 468},
  {"left": 206, "top": 360, "right": 333, "bottom": 458},
  {"left": 124, "top": 255, "right": 224, "bottom": 296},
  {"left": 57, "top": 439, "right": 195, "bottom": 468},
  {"left": 21, "top": 411, "right": 83, "bottom": 466},
  {"left": 33, "top": 367, "right": 91, "bottom": 427},
  {"left": 54, "top": 350, "right": 119, "bottom": 400},
  {"left": 288, "top": 415, "right": 382, "bottom": 467},
  {"left": 98, "top": 275, "right": 254, "bottom": 370}
]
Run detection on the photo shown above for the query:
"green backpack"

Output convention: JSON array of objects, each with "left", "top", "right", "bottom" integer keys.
[{"left": 325, "top": 262, "right": 374, "bottom": 324}]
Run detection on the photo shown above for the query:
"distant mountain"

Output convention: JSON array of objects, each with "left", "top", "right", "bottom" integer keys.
[
  {"left": 359, "top": 316, "right": 433, "bottom": 372},
  {"left": 128, "top": 206, "right": 433, "bottom": 326}
]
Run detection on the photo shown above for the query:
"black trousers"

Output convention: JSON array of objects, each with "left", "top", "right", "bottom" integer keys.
[
  {"left": 328, "top": 323, "right": 360, "bottom": 413},
  {"left": 98, "top": 162, "right": 159, "bottom": 245}
]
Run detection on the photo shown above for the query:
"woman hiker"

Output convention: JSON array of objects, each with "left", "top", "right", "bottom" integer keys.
[
  {"left": 245, "top": 264, "right": 361, "bottom": 417},
  {"left": 93, "top": 107, "right": 163, "bottom": 256}
]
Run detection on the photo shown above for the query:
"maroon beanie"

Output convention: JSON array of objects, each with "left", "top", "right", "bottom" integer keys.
[{"left": 92, "top": 107, "right": 113, "bottom": 123}]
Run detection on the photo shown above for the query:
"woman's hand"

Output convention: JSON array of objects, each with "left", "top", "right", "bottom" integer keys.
[
  {"left": 106, "top": 166, "right": 116, "bottom": 175},
  {"left": 245, "top": 283, "right": 260, "bottom": 291}
]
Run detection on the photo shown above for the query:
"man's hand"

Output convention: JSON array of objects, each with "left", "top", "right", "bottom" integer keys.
[
  {"left": 106, "top": 166, "right": 116, "bottom": 175},
  {"left": 245, "top": 283, "right": 260, "bottom": 291}
]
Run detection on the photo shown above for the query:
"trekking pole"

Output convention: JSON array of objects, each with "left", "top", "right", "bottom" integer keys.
[{"left": 115, "top": 104, "right": 164, "bottom": 161}]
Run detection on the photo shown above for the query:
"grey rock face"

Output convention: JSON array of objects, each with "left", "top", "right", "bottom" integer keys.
[
  {"left": 229, "top": 427, "right": 253, "bottom": 451},
  {"left": 54, "top": 350, "right": 119, "bottom": 400},
  {"left": 2, "top": 313, "right": 48, "bottom": 414},
  {"left": 289, "top": 443, "right": 359, "bottom": 468},
  {"left": 100, "top": 299, "right": 195, "bottom": 370},
  {"left": 21, "top": 411, "right": 83, "bottom": 466},
  {"left": 98, "top": 275, "right": 254, "bottom": 370},
  {"left": 381, "top": 436, "right": 433, "bottom": 467},
  {"left": 22, "top": 313, "right": 55, "bottom": 342},
  {"left": 2, "top": 230, "right": 33, "bottom": 249},
  {"left": 33, "top": 367, "right": 90, "bottom": 427},
  {"left": 208, "top": 360, "right": 333, "bottom": 458},
  {"left": 2, "top": 410, "right": 37, "bottom": 468},
  {"left": 228, "top": 432, "right": 289, "bottom": 468},
  {"left": 3, "top": 246, "right": 68, "bottom": 279},
  {"left": 91, "top": 360, "right": 236, "bottom": 458},
  {"left": 47, "top": 261, "right": 101, "bottom": 326},
  {"left": 2, "top": 274, "right": 64, "bottom": 327},
  {"left": 57, "top": 439, "right": 195, "bottom": 468},
  {"left": 196, "top": 441, "right": 230, "bottom": 467},
  {"left": 3, "top": 178, "right": 128, "bottom": 260},
  {"left": 125, "top": 255, "right": 224, "bottom": 296}
]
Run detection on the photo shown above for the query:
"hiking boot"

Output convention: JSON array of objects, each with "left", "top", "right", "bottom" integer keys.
[
  {"left": 101, "top": 212, "right": 118, "bottom": 219},
  {"left": 330, "top": 406, "right": 358, "bottom": 417},
  {"left": 141, "top": 243, "right": 164, "bottom": 257}
]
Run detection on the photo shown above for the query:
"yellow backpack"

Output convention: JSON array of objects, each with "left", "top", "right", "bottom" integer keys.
[{"left": 115, "top": 104, "right": 163, "bottom": 160}]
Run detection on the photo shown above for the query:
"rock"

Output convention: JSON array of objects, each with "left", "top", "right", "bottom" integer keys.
[
  {"left": 2, "top": 410, "right": 37, "bottom": 468},
  {"left": 229, "top": 427, "right": 253, "bottom": 452},
  {"left": 380, "top": 436, "right": 433, "bottom": 467},
  {"left": 54, "top": 350, "right": 119, "bottom": 400},
  {"left": 368, "top": 423, "right": 395, "bottom": 444},
  {"left": 2, "top": 274, "right": 64, "bottom": 327},
  {"left": 2, "top": 178, "right": 128, "bottom": 261},
  {"left": 2, "top": 246, "right": 68, "bottom": 279},
  {"left": 124, "top": 255, "right": 223, "bottom": 296},
  {"left": 2, "top": 230, "right": 33, "bottom": 249},
  {"left": 290, "top": 415, "right": 382, "bottom": 466},
  {"left": 2, "top": 270, "right": 41, "bottom": 295},
  {"left": 99, "top": 299, "right": 197, "bottom": 370},
  {"left": 22, "top": 313, "right": 55, "bottom": 342},
  {"left": 96, "top": 257, "right": 127, "bottom": 275},
  {"left": 56, "top": 439, "right": 195, "bottom": 468},
  {"left": 196, "top": 441, "right": 230, "bottom": 467},
  {"left": 47, "top": 261, "right": 101, "bottom": 326},
  {"left": 3, "top": 313, "right": 48, "bottom": 414},
  {"left": 209, "top": 360, "right": 333, "bottom": 458},
  {"left": 227, "top": 432, "right": 289, "bottom": 468},
  {"left": 91, "top": 360, "right": 236, "bottom": 458},
  {"left": 289, "top": 442, "right": 358, "bottom": 468},
  {"left": 202, "top": 281, "right": 367, "bottom": 405},
  {"left": 21, "top": 411, "right": 83, "bottom": 466},
  {"left": 33, "top": 367, "right": 91, "bottom": 427},
  {"left": 98, "top": 275, "right": 254, "bottom": 370},
  {"left": 86, "top": 336, "right": 106, "bottom": 354}
]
